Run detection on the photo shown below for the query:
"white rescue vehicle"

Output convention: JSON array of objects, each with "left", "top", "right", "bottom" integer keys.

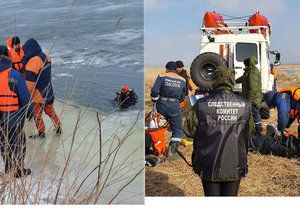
[{"left": 191, "top": 11, "right": 281, "bottom": 118}]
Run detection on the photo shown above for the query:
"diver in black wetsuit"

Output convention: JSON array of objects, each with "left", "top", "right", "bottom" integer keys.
[{"left": 115, "top": 85, "right": 138, "bottom": 109}]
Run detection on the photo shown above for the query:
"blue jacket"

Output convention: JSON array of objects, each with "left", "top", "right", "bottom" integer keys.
[
  {"left": 151, "top": 71, "right": 186, "bottom": 102},
  {"left": 0, "top": 57, "right": 33, "bottom": 120},
  {"left": 22, "top": 38, "right": 54, "bottom": 104},
  {"left": 264, "top": 90, "right": 296, "bottom": 132},
  {"left": 151, "top": 71, "right": 186, "bottom": 116}
]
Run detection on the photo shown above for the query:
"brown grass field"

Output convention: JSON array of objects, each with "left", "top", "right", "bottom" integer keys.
[{"left": 145, "top": 65, "right": 300, "bottom": 196}]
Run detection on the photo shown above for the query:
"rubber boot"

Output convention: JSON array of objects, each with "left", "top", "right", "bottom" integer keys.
[
  {"left": 55, "top": 125, "right": 62, "bottom": 135},
  {"left": 145, "top": 154, "right": 159, "bottom": 167},
  {"left": 167, "top": 141, "right": 180, "bottom": 160},
  {"left": 14, "top": 154, "right": 31, "bottom": 178}
]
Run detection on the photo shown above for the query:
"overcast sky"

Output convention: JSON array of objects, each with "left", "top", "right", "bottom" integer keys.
[{"left": 145, "top": 0, "right": 300, "bottom": 66}]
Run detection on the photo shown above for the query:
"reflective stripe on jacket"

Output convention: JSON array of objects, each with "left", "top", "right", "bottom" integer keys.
[
  {"left": 0, "top": 68, "right": 19, "bottom": 111},
  {"left": 151, "top": 71, "right": 186, "bottom": 102}
]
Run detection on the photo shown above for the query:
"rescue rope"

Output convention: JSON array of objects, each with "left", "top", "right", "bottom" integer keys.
[
  {"left": 218, "top": 13, "right": 252, "bottom": 23},
  {"left": 175, "top": 148, "right": 193, "bottom": 167},
  {"left": 219, "top": 13, "right": 252, "bottom": 21}
]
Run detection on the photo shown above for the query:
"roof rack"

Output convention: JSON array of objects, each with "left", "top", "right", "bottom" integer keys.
[{"left": 201, "top": 25, "right": 270, "bottom": 36}]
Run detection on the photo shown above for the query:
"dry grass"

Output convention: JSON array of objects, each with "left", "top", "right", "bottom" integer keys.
[
  {"left": 145, "top": 65, "right": 300, "bottom": 196},
  {"left": 144, "top": 67, "right": 166, "bottom": 102}
]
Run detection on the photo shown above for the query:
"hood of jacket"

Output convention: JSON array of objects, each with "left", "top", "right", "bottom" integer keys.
[
  {"left": 212, "top": 66, "right": 235, "bottom": 91},
  {"left": 0, "top": 57, "right": 12, "bottom": 72},
  {"left": 22, "top": 38, "right": 42, "bottom": 65},
  {"left": 244, "top": 56, "right": 258, "bottom": 72}
]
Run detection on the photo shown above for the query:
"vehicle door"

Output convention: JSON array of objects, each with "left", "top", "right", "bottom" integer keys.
[{"left": 233, "top": 42, "right": 259, "bottom": 90}]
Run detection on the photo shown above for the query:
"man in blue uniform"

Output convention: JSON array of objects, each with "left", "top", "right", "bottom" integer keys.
[
  {"left": 264, "top": 89, "right": 300, "bottom": 135},
  {"left": 151, "top": 61, "right": 186, "bottom": 159}
]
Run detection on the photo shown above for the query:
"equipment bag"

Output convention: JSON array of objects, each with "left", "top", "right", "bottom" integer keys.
[
  {"left": 145, "top": 104, "right": 169, "bottom": 156},
  {"left": 145, "top": 128, "right": 167, "bottom": 156},
  {"left": 145, "top": 104, "right": 168, "bottom": 130}
]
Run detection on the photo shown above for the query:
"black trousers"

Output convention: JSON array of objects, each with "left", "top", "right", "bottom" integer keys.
[
  {"left": 0, "top": 112, "right": 26, "bottom": 173},
  {"left": 201, "top": 179, "right": 241, "bottom": 196}
]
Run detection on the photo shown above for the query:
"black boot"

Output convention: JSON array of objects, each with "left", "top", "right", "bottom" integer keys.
[
  {"left": 167, "top": 141, "right": 180, "bottom": 160},
  {"left": 4, "top": 156, "right": 31, "bottom": 178},
  {"left": 145, "top": 154, "right": 159, "bottom": 167},
  {"left": 55, "top": 126, "right": 62, "bottom": 135},
  {"left": 29, "top": 132, "right": 45, "bottom": 139}
]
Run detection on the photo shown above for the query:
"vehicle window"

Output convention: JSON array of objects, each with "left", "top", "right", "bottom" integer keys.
[{"left": 235, "top": 43, "right": 258, "bottom": 62}]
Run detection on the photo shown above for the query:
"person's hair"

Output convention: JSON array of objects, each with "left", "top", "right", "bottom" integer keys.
[
  {"left": 175, "top": 60, "right": 184, "bottom": 68},
  {"left": 12, "top": 36, "right": 21, "bottom": 45}
]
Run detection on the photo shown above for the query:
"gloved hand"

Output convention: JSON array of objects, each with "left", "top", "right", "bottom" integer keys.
[
  {"left": 273, "top": 129, "right": 282, "bottom": 139},
  {"left": 282, "top": 129, "right": 291, "bottom": 138},
  {"left": 190, "top": 89, "right": 196, "bottom": 96},
  {"left": 167, "top": 141, "right": 180, "bottom": 160}
]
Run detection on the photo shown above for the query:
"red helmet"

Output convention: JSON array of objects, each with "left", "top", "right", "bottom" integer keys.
[{"left": 121, "top": 85, "right": 129, "bottom": 91}]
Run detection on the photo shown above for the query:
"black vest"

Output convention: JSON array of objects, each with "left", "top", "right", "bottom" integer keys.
[{"left": 193, "top": 89, "right": 251, "bottom": 181}]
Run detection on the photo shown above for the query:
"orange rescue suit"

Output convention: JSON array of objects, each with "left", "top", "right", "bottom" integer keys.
[
  {"left": 0, "top": 68, "right": 19, "bottom": 112},
  {"left": 6, "top": 37, "right": 25, "bottom": 71}
]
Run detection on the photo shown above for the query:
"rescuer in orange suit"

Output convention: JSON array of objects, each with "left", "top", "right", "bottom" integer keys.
[
  {"left": 6, "top": 36, "right": 25, "bottom": 71},
  {"left": 264, "top": 88, "right": 300, "bottom": 136},
  {"left": 22, "top": 38, "right": 61, "bottom": 139}
]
